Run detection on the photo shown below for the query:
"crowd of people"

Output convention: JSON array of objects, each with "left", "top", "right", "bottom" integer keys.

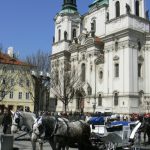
[{"left": 0, "top": 106, "right": 149, "bottom": 135}]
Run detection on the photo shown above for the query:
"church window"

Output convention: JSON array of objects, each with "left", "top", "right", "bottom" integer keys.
[
  {"left": 114, "top": 93, "right": 118, "bottom": 106},
  {"left": 87, "top": 85, "right": 92, "bottom": 95},
  {"left": 115, "top": 1, "right": 120, "bottom": 17},
  {"left": 138, "top": 63, "right": 142, "bottom": 77},
  {"left": 91, "top": 20, "right": 96, "bottom": 31},
  {"left": 114, "top": 63, "right": 119, "bottom": 77},
  {"left": 91, "top": 20, "right": 96, "bottom": 37},
  {"left": 99, "top": 71, "right": 103, "bottom": 79},
  {"left": 58, "top": 29, "right": 61, "bottom": 41},
  {"left": 135, "top": 0, "right": 139, "bottom": 16},
  {"left": 81, "top": 63, "right": 86, "bottom": 82},
  {"left": 98, "top": 94, "right": 102, "bottom": 106},
  {"left": 55, "top": 70, "right": 59, "bottom": 85},
  {"left": 64, "top": 31, "right": 68, "bottom": 41},
  {"left": 139, "top": 91, "right": 143, "bottom": 105},
  {"left": 115, "top": 41, "right": 118, "bottom": 51},
  {"left": 137, "top": 41, "right": 141, "bottom": 51},
  {"left": 72, "top": 29, "right": 76, "bottom": 39}
]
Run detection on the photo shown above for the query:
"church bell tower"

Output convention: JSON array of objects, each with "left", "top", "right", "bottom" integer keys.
[
  {"left": 52, "top": 0, "right": 81, "bottom": 54},
  {"left": 62, "top": 0, "right": 77, "bottom": 12}
]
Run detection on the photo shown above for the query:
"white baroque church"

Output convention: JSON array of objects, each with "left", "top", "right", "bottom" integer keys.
[{"left": 50, "top": 0, "right": 150, "bottom": 114}]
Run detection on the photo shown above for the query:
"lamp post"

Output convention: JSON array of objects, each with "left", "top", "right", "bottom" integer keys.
[{"left": 31, "top": 71, "right": 50, "bottom": 116}]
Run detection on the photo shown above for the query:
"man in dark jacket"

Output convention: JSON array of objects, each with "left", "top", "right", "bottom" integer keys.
[{"left": 2, "top": 108, "right": 12, "bottom": 134}]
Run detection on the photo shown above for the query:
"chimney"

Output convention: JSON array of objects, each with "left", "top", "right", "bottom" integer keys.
[{"left": 7, "top": 47, "right": 14, "bottom": 57}]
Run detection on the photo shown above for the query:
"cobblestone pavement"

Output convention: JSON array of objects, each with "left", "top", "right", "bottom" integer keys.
[
  {"left": 1, "top": 126, "right": 150, "bottom": 150},
  {"left": 0, "top": 126, "right": 77, "bottom": 150}
]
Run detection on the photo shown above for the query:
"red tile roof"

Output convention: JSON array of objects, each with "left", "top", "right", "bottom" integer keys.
[{"left": 0, "top": 52, "right": 30, "bottom": 66}]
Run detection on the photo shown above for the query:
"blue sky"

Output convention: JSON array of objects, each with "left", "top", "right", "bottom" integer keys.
[{"left": 0, "top": 0, "right": 149, "bottom": 60}]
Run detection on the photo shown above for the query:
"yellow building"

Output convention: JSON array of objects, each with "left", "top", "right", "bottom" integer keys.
[{"left": 0, "top": 49, "right": 35, "bottom": 112}]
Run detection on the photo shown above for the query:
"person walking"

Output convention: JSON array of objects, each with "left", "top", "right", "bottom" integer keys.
[{"left": 2, "top": 108, "right": 12, "bottom": 134}]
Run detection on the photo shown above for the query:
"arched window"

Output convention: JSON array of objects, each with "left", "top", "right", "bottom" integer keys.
[
  {"left": 58, "top": 29, "right": 61, "bottom": 41},
  {"left": 115, "top": 41, "right": 118, "bottom": 51},
  {"left": 139, "top": 91, "right": 143, "bottom": 105},
  {"left": 81, "top": 63, "right": 86, "bottom": 82},
  {"left": 72, "top": 29, "right": 76, "bottom": 39},
  {"left": 64, "top": 31, "right": 68, "bottom": 41},
  {"left": 138, "top": 41, "right": 141, "bottom": 51},
  {"left": 114, "top": 93, "right": 118, "bottom": 106},
  {"left": 91, "top": 20, "right": 96, "bottom": 31},
  {"left": 138, "top": 63, "right": 142, "bottom": 77},
  {"left": 98, "top": 94, "right": 102, "bottom": 106},
  {"left": 135, "top": 0, "right": 139, "bottom": 16},
  {"left": 114, "top": 63, "right": 119, "bottom": 77},
  {"left": 99, "top": 71, "right": 103, "bottom": 79},
  {"left": 116, "top": 1, "right": 120, "bottom": 17},
  {"left": 87, "top": 85, "right": 92, "bottom": 95},
  {"left": 91, "top": 20, "right": 96, "bottom": 37},
  {"left": 55, "top": 70, "right": 59, "bottom": 85}
]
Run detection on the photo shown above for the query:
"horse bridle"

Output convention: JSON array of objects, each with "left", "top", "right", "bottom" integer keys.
[
  {"left": 32, "top": 116, "right": 59, "bottom": 138},
  {"left": 12, "top": 111, "right": 23, "bottom": 129}
]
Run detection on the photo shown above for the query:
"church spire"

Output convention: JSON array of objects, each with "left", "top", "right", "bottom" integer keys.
[{"left": 61, "top": 0, "right": 78, "bottom": 14}]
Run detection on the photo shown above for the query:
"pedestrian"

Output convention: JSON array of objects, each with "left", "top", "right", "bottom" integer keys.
[{"left": 2, "top": 108, "right": 12, "bottom": 134}]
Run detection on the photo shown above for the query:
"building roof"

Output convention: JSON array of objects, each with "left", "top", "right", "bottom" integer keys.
[
  {"left": 0, "top": 52, "right": 30, "bottom": 66},
  {"left": 89, "top": 0, "right": 109, "bottom": 8},
  {"left": 60, "top": 0, "right": 78, "bottom": 14}
]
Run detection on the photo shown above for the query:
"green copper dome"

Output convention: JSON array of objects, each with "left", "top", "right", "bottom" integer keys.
[
  {"left": 89, "top": 0, "right": 109, "bottom": 8},
  {"left": 60, "top": 0, "right": 78, "bottom": 14}
]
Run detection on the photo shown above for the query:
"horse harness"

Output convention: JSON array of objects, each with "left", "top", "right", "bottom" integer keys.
[
  {"left": 34, "top": 116, "right": 70, "bottom": 138},
  {"left": 12, "top": 111, "right": 23, "bottom": 130}
]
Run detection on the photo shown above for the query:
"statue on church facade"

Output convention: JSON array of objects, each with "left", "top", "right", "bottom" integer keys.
[{"left": 126, "top": 3, "right": 131, "bottom": 14}]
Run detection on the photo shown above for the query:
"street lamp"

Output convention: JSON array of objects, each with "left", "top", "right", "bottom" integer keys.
[{"left": 31, "top": 70, "right": 50, "bottom": 116}]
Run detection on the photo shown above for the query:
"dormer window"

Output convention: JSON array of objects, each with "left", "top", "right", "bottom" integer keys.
[{"left": 116, "top": 1, "right": 120, "bottom": 17}]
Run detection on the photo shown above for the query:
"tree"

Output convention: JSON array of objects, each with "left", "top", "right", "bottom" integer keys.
[
  {"left": 25, "top": 50, "right": 51, "bottom": 114},
  {"left": 25, "top": 49, "right": 50, "bottom": 72},
  {"left": 0, "top": 64, "right": 20, "bottom": 101},
  {"left": 50, "top": 65, "right": 83, "bottom": 113}
]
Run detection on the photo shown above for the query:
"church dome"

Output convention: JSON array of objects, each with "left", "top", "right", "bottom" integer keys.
[
  {"left": 60, "top": 0, "right": 78, "bottom": 14},
  {"left": 89, "top": 0, "right": 109, "bottom": 8}
]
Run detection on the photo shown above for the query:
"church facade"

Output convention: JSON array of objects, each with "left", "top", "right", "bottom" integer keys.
[{"left": 50, "top": 0, "right": 150, "bottom": 114}]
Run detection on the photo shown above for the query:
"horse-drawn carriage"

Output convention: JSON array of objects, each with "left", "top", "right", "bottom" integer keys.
[{"left": 88, "top": 116, "right": 141, "bottom": 150}]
